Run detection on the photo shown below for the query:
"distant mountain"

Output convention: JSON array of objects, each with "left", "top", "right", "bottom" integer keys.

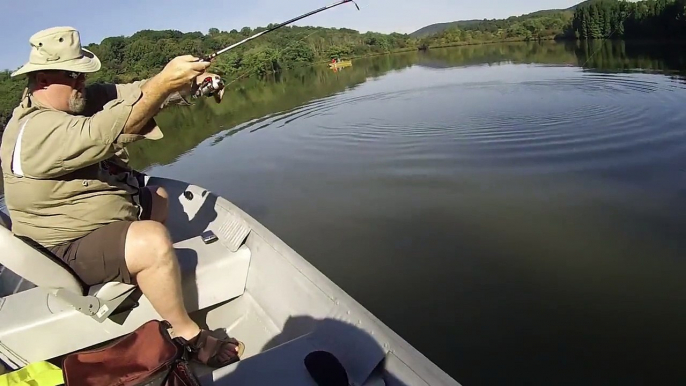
[
  {"left": 410, "top": 21, "right": 480, "bottom": 38},
  {"left": 567, "top": 0, "right": 598, "bottom": 11},
  {"left": 410, "top": 1, "right": 585, "bottom": 38}
]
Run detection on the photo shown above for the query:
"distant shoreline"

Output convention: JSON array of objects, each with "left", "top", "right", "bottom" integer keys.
[
  {"left": 327, "top": 38, "right": 686, "bottom": 62},
  {"left": 419, "top": 37, "right": 686, "bottom": 51}
]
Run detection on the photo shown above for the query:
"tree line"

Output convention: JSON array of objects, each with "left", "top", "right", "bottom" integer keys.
[
  {"left": 572, "top": 0, "right": 686, "bottom": 39},
  {"left": 417, "top": 11, "right": 574, "bottom": 49}
]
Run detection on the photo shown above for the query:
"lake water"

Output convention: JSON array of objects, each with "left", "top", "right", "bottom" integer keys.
[{"left": 5, "top": 40, "right": 686, "bottom": 384}]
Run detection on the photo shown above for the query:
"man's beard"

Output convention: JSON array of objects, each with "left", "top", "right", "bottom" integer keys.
[{"left": 69, "top": 89, "right": 86, "bottom": 114}]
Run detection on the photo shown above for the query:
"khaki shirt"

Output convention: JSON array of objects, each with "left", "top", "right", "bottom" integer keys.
[{"left": 0, "top": 80, "right": 186, "bottom": 248}]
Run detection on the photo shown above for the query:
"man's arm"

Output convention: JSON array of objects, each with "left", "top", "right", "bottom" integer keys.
[
  {"left": 115, "top": 72, "right": 225, "bottom": 108},
  {"left": 17, "top": 56, "right": 211, "bottom": 179},
  {"left": 121, "top": 75, "right": 170, "bottom": 135},
  {"left": 84, "top": 79, "right": 190, "bottom": 117},
  {"left": 114, "top": 79, "right": 193, "bottom": 109}
]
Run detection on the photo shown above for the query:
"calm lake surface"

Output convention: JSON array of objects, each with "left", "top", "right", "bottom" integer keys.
[{"left": 6, "top": 40, "right": 686, "bottom": 384}]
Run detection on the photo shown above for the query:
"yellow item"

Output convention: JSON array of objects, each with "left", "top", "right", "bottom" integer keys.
[
  {"left": 329, "top": 60, "right": 353, "bottom": 69},
  {"left": 0, "top": 361, "right": 63, "bottom": 386}
]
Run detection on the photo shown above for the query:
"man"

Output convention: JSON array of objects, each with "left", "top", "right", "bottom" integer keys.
[{"left": 0, "top": 26, "right": 243, "bottom": 368}]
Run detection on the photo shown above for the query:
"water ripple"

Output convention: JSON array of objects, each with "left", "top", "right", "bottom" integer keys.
[{"left": 223, "top": 69, "right": 686, "bottom": 176}]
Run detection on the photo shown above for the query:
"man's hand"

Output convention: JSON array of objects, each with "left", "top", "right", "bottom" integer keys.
[
  {"left": 121, "top": 56, "right": 208, "bottom": 135},
  {"left": 159, "top": 55, "right": 211, "bottom": 93}
]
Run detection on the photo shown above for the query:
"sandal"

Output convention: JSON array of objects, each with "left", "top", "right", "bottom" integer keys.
[{"left": 188, "top": 330, "right": 245, "bottom": 368}]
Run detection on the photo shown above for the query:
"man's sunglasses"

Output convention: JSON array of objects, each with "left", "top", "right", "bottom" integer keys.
[{"left": 63, "top": 71, "right": 84, "bottom": 80}]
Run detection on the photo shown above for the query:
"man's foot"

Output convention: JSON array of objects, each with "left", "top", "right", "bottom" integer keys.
[
  {"left": 173, "top": 323, "right": 202, "bottom": 342},
  {"left": 187, "top": 330, "right": 245, "bottom": 368}
]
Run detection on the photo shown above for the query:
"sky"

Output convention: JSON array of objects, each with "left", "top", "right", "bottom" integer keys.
[{"left": 0, "top": 0, "right": 581, "bottom": 71}]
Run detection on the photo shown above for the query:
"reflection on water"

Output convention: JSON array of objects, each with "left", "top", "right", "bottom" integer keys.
[
  {"left": 125, "top": 40, "right": 686, "bottom": 171},
  {"left": 6, "top": 40, "right": 686, "bottom": 385}
]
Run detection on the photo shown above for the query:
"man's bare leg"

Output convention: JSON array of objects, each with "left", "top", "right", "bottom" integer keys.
[
  {"left": 124, "top": 220, "right": 200, "bottom": 340},
  {"left": 126, "top": 186, "right": 242, "bottom": 364}
]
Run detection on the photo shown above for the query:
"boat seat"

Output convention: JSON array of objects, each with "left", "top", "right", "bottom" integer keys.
[
  {"left": 0, "top": 201, "right": 252, "bottom": 368},
  {"left": 0, "top": 211, "right": 136, "bottom": 322}
]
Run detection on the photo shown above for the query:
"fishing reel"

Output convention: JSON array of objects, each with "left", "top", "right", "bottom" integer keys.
[{"left": 192, "top": 75, "right": 225, "bottom": 100}]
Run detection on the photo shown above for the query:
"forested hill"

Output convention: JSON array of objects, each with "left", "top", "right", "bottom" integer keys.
[
  {"left": 414, "top": 10, "right": 575, "bottom": 48},
  {"left": 410, "top": 6, "right": 579, "bottom": 38},
  {"left": 0, "top": 25, "right": 417, "bottom": 127},
  {"left": 411, "top": 20, "right": 497, "bottom": 38},
  {"left": 416, "top": 0, "right": 686, "bottom": 49},
  {"left": 409, "top": 0, "right": 612, "bottom": 39}
]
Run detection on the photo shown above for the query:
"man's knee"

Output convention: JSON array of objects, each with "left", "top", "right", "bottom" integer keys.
[{"left": 125, "top": 220, "right": 175, "bottom": 274}]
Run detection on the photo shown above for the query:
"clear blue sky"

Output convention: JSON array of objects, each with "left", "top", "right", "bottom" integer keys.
[{"left": 1, "top": 0, "right": 580, "bottom": 71}]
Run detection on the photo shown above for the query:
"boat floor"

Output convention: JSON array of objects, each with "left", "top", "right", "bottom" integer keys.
[{"left": 189, "top": 292, "right": 388, "bottom": 386}]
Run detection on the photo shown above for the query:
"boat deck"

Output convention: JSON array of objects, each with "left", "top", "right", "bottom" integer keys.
[{"left": 191, "top": 291, "right": 391, "bottom": 386}]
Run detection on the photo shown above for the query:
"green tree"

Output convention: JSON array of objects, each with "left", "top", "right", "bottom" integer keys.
[
  {"left": 279, "top": 41, "right": 316, "bottom": 67},
  {"left": 242, "top": 46, "right": 280, "bottom": 76},
  {"left": 572, "top": 0, "right": 686, "bottom": 40}
]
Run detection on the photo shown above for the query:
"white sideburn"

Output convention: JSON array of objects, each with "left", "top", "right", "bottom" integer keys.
[{"left": 11, "top": 119, "right": 29, "bottom": 177}]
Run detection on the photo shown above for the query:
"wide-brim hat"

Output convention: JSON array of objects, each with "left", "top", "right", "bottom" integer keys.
[{"left": 11, "top": 26, "right": 101, "bottom": 77}]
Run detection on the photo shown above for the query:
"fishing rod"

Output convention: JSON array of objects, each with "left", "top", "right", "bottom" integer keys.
[
  {"left": 194, "top": 0, "right": 361, "bottom": 97},
  {"left": 204, "top": 0, "right": 360, "bottom": 62}
]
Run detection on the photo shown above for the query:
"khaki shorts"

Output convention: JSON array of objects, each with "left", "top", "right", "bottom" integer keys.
[{"left": 47, "top": 187, "right": 153, "bottom": 287}]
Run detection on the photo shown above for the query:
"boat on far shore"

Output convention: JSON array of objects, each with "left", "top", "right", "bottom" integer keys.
[{"left": 329, "top": 59, "right": 353, "bottom": 69}]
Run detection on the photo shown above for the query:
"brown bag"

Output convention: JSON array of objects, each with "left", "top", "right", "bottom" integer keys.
[{"left": 62, "top": 320, "right": 200, "bottom": 386}]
